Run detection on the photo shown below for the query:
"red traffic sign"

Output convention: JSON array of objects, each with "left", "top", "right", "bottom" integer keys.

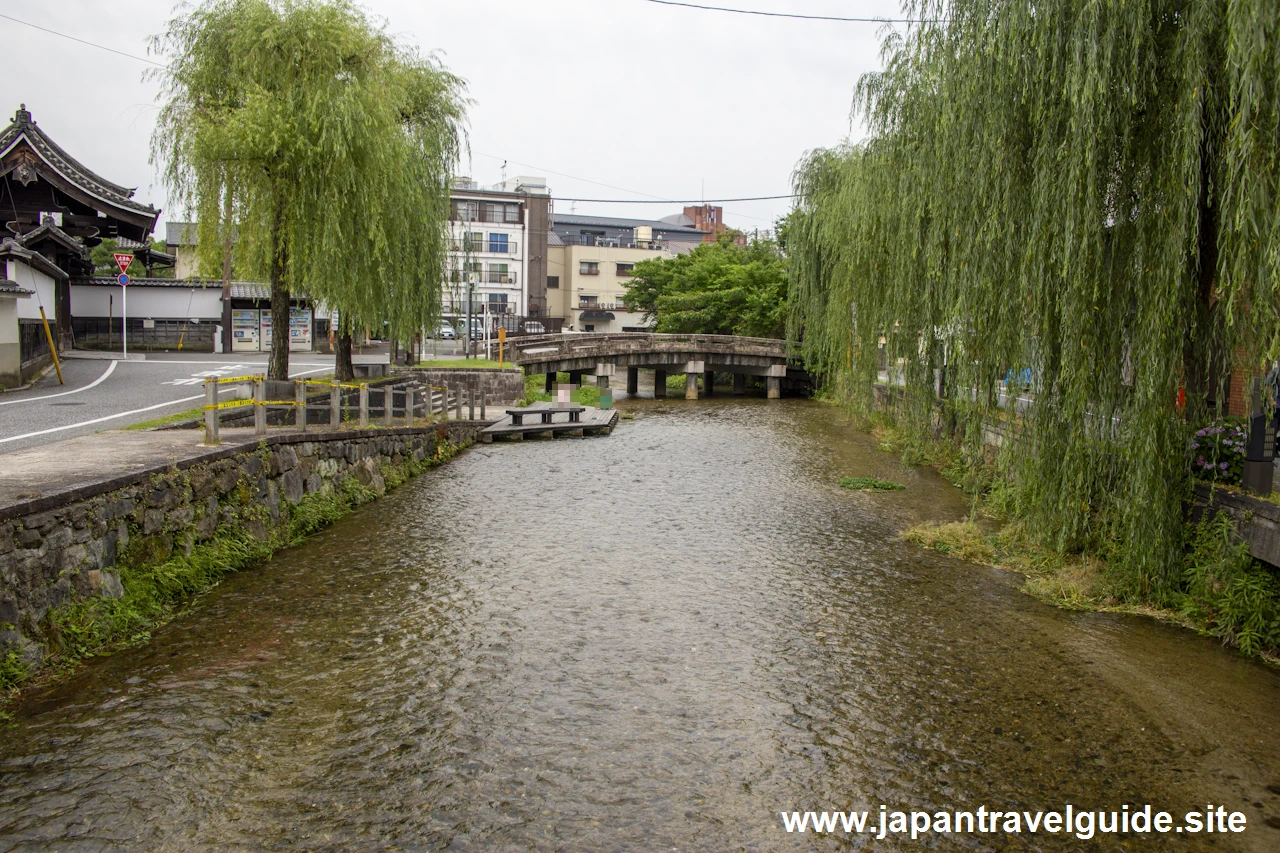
[
  {"left": 117, "top": 273, "right": 129, "bottom": 286},
  {"left": 113, "top": 252, "right": 134, "bottom": 274}
]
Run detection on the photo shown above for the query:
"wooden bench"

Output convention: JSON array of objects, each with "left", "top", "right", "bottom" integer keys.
[{"left": 506, "top": 406, "right": 585, "bottom": 425}]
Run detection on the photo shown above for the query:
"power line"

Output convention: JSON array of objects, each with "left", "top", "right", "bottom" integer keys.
[
  {"left": 639, "top": 0, "right": 926, "bottom": 23},
  {"left": 474, "top": 152, "right": 667, "bottom": 200},
  {"left": 553, "top": 194, "right": 794, "bottom": 203},
  {"left": 0, "top": 13, "right": 167, "bottom": 67}
]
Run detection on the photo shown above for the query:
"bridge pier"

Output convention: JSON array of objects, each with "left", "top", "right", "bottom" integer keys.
[
  {"left": 597, "top": 373, "right": 610, "bottom": 390},
  {"left": 568, "top": 370, "right": 583, "bottom": 387},
  {"left": 545, "top": 372, "right": 555, "bottom": 393},
  {"left": 703, "top": 370, "right": 714, "bottom": 397},
  {"left": 654, "top": 369, "right": 667, "bottom": 398},
  {"left": 685, "top": 372, "right": 698, "bottom": 400},
  {"left": 733, "top": 373, "right": 747, "bottom": 395},
  {"left": 626, "top": 366, "right": 639, "bottom": 396},
  {"left": 767, "top": 376, "right": 781, "bottom": 399}
]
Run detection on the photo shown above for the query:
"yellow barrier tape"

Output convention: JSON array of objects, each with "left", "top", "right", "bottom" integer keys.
[
  {"left": 207, "top": 375, "right": 265, "bottom": 384},
  {"left": 202, "top": 400, "right": 255, "bottom": 411},
  {"left": 303, "top": 378, "right": 362, "bottom": 389}
]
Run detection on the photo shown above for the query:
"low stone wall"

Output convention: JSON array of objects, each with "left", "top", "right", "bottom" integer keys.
[
  {"left": 395, "top": 367, "right": 525, "bottom": 404},
  {"left": 1192, "top": 485, "right": 1280, "bottom": 569},
  {"left": 0, "top": 423, "right": 480, "bottom": 674}
]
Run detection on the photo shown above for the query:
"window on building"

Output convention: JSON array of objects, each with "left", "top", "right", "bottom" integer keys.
[
  {"left": 547, "top": 275, "right": 559, "bottom": 289},
  {"left": 584, "top": 324, "right": 595, "bottom": 332},
  {"left": 452, "top": 200, "right": 479, "bottom": 221},
  {"left": 462, "top": 231, "right": 483, "bottom": 250},
  {"left": 488, "top": 263, "right": 510, "bottom": 284},
  {"left": 580, "top": 261, "right": 599, "bottom": 275},
  {"left": 505, "top": 204, "right": 521, "bottom": 223},
  {"left": 579, "top": 294, "right": 598, "bottom": 306},
  {"left": 488, "top": 232, "right": 508, "bottom": 253},
  {"left": 615, "top": 263, "right": 635, "bottom": 276}
]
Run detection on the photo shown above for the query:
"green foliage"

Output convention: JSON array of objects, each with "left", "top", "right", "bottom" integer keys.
[
  {"left": 838, "top": 476, "right": 905, "bottom": 491},
  {"left": 523, "top": 373, "right": 602, "bottom": 407},
  {"left": 625, "top": 235, "right": 788, "bottom": 338},
  {"left": 0, "top": 652, "right": 28, "bottom": 693},
  {"left": 151, "top": 0, "right": 467, "bottom": 376},
  {"left": 790, "top": 0, "right": 1280, "bottom": 596},
  {"left": 1189, "top": 418, "right": 1249, "bottom": 485},
  {"left": 1180, "top": 512, "right": 1280, "bottom": 656},
  {"left": 90, "top": 238, "right": 174, "bottom": 279}
]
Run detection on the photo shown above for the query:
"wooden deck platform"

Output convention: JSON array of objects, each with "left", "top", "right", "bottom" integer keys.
[{"left": 480, "top": 402, "right": 619, "bottom": 442}]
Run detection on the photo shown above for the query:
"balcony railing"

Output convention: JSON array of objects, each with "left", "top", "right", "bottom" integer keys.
[
  {"left": 447, "top": 270, "right": 518, "bottom": 284},
  {"left": 442, "top": 301, "right": 515, "bottom": 315},
  {"left": 579, "top": 267, "right": 600, "bottom": 275},
  {"left": 576, "top": 301, "right": 630, "bottom": 311},
  {"left": 451, "top": 239, "right": 519, "bottom": 255},
  {"left": 559, "top": 235, "right": 670, "bottom": 249}
]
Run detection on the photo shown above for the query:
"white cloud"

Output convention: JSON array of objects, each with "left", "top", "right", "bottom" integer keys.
[{"left": 6, "top": 0, "right": 904, "bottom": 232}]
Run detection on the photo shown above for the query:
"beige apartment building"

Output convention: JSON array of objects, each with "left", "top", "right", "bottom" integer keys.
[{"left": 546, "top": 214, "right": 707, "bottom": 332}]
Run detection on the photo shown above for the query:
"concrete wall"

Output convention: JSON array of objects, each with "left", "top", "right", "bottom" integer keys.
[
  {"left": 7, "top": 260, "right": 57, "bottom": 322},
  {"left": 0, "top": 424, "right": 480, "bottom": 673}
]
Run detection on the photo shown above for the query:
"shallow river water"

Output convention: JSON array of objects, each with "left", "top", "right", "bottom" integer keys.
[{"left": 1, "top": 398, "right": 1278, "bottom": 852}]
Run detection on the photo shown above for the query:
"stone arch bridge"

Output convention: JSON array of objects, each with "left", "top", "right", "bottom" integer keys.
[{"left": 510, "top": 333, "right": 797, "bottom": 399}]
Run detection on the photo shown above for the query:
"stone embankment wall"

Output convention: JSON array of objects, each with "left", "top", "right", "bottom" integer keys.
[
  {"left": 0, "top": 423, "right": 479, "bottom": 673},
  {"left": 396, "top": 367, "right": 525, "bottom": 404}
]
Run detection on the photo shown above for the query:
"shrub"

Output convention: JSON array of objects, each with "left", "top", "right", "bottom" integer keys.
[
  {"left": 838, "top": 476, "right": 905, "bottom": 491},
  {"left": 1180, "top": 512, "right": 1280, "bottom": 656},
  {"left": 1188, "top": 418, "right": 1248, "bottom": 485}
]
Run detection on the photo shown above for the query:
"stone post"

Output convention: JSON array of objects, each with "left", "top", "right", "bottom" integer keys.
[
  {"left": 627, "top": 366, "right": 639, "bottom": 395},
  {"left": 468, "top": 389, "right": 475, "bottom": 421},
  {"left": 296, "top": 380, "right": 307, "bottom": 431},
  {"left": 359, "top": 385, "right": 369, "bottom": 426},
  {"left": 254, "top": 378, "right": 267, "bottom": 435},
  {"left": 454, "top": 386, "right": 462, "bottom": 420},
  {"left": 384, "top": 386, "right": 394, "bottom": 427},
  {"left": 733, "top": 373, "right": 747, "bottom": 395},
  {"left": 330, "top": 386, "right": 341, "bottom": 427},
  {"left": 405, "top": 387, "right": 415, "bottom": 426},
  {"left": 480, "top": 391, "right": 487, "bottom": 420},
  {"left": 654, "top": 369, "right": 667, "bottom": 399},
  {"left": 203, "top": 379, "right": 219, "bottom": 446}
]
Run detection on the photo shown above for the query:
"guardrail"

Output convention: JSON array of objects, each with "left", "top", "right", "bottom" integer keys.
[{"left": 200, "top": 376, "right": 490, "bottom": 446}]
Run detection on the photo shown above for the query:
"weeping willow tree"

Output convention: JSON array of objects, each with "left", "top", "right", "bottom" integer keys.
[
  {"left": 791, "top": 0, "right": 1280, "bottom": 597},
  {"left": 151, "top": 0, "right": 466, "bottom": 380}
]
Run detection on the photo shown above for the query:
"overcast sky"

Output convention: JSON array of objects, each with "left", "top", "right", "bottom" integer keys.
[{"left": 6, "top": 0, "right": 905, "bottom": 235}]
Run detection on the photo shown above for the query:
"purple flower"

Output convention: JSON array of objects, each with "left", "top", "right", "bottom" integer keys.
[
  {"left": 1197, "top": 456, "right": 1206, "bottom": 466},
  {"left": 1197, "top": 429, "right": 1207, "bottom": 437},
  {"left": 1220, "top": 462, "right": 1229, "bottom": 470}
]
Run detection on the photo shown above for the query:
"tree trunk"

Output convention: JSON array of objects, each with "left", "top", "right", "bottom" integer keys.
[
  {"left": 335, "top": 316, "right": 354, "bottom": 381},
  {"left": 268, "top": 213, "right": 290, "bottom": 381}
]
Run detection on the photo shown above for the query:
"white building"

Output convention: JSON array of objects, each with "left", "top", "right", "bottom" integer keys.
[{"left": 445, "top": 176, "right": 551, "bottom": 324}]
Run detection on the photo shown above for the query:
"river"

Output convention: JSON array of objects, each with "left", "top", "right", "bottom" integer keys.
[{"left": 1, "top": 398, "right": 1278, "bottom": 851}]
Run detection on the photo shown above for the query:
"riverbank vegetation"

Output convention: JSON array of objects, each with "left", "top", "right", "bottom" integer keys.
[
  {"left": 790, "top": 1, "right": 1280, "bottom": 655},
  {"left": 523, "top": 373, "right": 603, "bottom": 407},
  {"left": 838, "top": 476, "right": 904, "bottom": 492},
  {"left": 0, "top": 438, "right": 466, "bottom": 699}
]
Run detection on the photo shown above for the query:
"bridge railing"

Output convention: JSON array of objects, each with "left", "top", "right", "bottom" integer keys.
[{"left": 511, "top": 332, "right": 792, "bottom": 363}]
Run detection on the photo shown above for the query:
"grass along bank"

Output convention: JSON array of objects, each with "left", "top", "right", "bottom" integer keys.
[
  {"left": 856, "top": 410, "right": 1280, "bottom": 664},
  {"left": 0, "top": 437, "right": 468, "bottom": 702}
]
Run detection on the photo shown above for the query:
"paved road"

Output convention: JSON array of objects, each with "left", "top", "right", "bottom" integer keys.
[{"left": 0, "top": 352, "right": 340, "bottom": 454}]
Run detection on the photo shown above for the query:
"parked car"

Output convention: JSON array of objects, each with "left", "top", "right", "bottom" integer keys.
[
  {"left": 521, "top": 321, "right": 546, "bottom": 334},
  {"left": 436, "top": 323, "right": 456, "bottom": 340}
]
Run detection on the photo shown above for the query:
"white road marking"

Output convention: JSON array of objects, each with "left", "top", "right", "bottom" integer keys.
[
  {"left": 0, "top": 395, "right": 205, "bottom": 444},
  {"left": 0, "top": 360, "right": 118, "bottom": 406},
  {"left": 0, "top": 365, "right": 335, "bottom": 445}
]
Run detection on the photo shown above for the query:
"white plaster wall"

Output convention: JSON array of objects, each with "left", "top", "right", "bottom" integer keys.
[
  {"left": 70, "top": 285, "right": 223, "bottom": 320},
  {"left": 7, "top": 260, "right": 58, "bottom": 321},
  {"left": 0, "top": 296, "right": 21, "bottom": 345}
]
